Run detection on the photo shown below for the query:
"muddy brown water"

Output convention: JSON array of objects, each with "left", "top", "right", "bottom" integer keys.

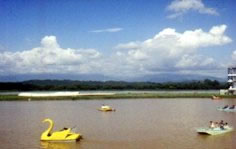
[{"left": 0, "top": 98, "right": 236, "bottom": 149}]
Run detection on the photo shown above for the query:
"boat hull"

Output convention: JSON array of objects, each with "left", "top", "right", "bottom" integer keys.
[
  {"left": 41, "top": 133, "right": 81, "bottom": 142},
  {"left": 217, "top": 107, "right": 236, "bottom": 112},
  {"left": 196, "top": 127, "right": 233, "bottom": 135},
  {"left": 98, "top": 108, "right": 114, "bottom": 112},
  {"left": 211, "top": 96, "right": 222, "bottom": 100}
]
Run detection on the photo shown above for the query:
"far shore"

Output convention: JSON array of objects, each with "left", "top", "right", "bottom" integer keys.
[{"left": 1, "top": 92, "right": 236, "bottom": 101}]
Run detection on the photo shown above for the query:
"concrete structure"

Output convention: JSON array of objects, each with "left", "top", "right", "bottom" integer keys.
[
  {"left": 18, "top": 91, "right": 115, "bottom": 97},
  {"left": 228, "top": 67, "right": 236, "bottom": 94},
  {"left": 220, "top": 89, "right": 228, "bottom": 95},
  {"left": 18, "top": 91, "right": 80, "bottom": 97}
]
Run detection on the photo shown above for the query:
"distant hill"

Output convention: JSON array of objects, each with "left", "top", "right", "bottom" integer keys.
[
  {"left": 0, "top": 73, "right": 226, "bottom": 83},
  {"left": 0, "top": 79, "right": 228, "bottom": 91},
  {"left": 132, "top": 73, "right": 226, "bottom": 83}
]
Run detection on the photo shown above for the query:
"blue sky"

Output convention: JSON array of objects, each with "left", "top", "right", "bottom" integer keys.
[{"left": 0, "top": 0, "right": 236, "bottom": 80}]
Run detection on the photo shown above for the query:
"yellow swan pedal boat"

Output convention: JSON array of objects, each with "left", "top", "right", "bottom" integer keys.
[
  {"left": 98, "top": 105, "right": 115, "bottom": 112},
  {"left": 41, "top": 118, "right": 81, "bottom": 142}
]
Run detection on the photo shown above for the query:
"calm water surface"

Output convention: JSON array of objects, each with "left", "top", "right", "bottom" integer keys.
[{"left": 0, "top": 98, "right": 236, "bottom": 149}]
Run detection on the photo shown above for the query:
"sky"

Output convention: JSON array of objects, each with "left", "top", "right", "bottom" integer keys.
[{"left": 0, "top": 0, "right": 236, "bottom": 81}]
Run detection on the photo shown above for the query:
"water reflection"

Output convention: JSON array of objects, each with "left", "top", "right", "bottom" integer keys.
[{"left": 40, "top": 141, "right": 77, "bottom": 149}]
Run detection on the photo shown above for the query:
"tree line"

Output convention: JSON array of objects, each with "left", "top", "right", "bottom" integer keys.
[{"left": 0, "top": 79, "right": 228, "bottom": 91}]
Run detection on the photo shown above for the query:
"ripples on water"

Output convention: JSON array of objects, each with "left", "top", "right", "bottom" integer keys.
[{"left": 0, "top": 98, "right": 236, "bottom": 149}]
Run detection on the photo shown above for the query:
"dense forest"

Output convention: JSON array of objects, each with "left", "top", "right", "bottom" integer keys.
[{"left": 0, "top": 79, "right": 228, "bottom": 91}]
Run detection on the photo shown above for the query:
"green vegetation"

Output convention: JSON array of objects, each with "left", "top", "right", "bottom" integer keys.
[
  {"left": 0, "top": 79, "right": 232, "bottom": 101},
  {"left": 1, "top": 92, "right": 236, "bottom": 101},
  {"left": 0, "top": 79, "right": 228, "bottom": 91}
]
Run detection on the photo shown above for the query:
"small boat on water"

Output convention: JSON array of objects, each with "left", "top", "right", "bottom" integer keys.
[
  {"left": 98, "top": 105, "right": 115, "bottom": 112},
  {"left": 217, "top": 107, "right": 236, "bottom": 112},
  {"left": 41, "top": 118, "right": 81, "bottom": 142},
  {"left": 196, "top": 127, "right": 233, "bottom": 135},
  {"left": 211, "top": 95, "right": 222, "bottom": 100}
]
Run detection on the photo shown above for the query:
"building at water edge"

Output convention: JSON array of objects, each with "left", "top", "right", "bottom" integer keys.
[{"left": 228, "top": 67, "right": 236, "bottom": 94}]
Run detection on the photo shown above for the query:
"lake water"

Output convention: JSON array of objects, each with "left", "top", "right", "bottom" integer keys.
[{"left": 0, "top": 98, "right": 236, "bottom": 149}]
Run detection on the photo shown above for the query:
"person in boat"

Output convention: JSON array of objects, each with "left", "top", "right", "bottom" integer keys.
[
  {"left": 219, "top": 120, "right": 230, "bottom": 130},
  {"left": 215, "top": 122, "right": 219, "bottom": 128},
  {"left": 219, "top": 120, "right": 224, "bottom": 125},
  {"left": 224, "top": 123, "right": 229, "bottom": 129},
  {"left": 229, "top": 105, "right": 235, "bottom": 109},
  {"left": 213, "top": 122, "right": 223, "bottom": 130},
  {"left": 209, "top": 121, "right": 215, "bottom": 129},
  {"left": 219, "top": 121, "right": 225, "bottom": 130},
  {"left": 223, "top": 105, "right": 229, "bottom": 109}
]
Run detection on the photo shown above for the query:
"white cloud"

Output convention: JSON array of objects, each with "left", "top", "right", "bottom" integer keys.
[
  {"left": 176, "top": 54, "right": 214, "bottom": 69},
  {"left": 167, "top": 0, "right": 218, "bottom": 18},
  {"left": 0, "top": 25, "right": 232, "bottom": 79},
  {"left": 115, "top": 41, "right": 140, "bottom": 49},
  {"left": 89, "top": 27, "right": 123, "bottom": 33},
  {"left": 114, "top": 24, "right": 231, "bottom": 76},
  {"left": 0, "top": 36, "right": 102, "bottom": 74}
]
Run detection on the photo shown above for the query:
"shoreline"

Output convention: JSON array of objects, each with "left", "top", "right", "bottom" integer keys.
[{"left": 1, "top": 92, "right": 236, "bottom": 101}]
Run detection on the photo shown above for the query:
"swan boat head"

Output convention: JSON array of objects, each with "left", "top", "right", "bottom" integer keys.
[{"left": 41, "top": 118, "right": 81, "bottom": 141}]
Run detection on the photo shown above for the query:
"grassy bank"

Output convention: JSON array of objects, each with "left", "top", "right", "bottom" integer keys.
[{"left": 1, "top": 92, "right": 236, "bottom": 101}]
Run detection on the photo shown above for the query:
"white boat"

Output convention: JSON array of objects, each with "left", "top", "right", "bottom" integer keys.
[
  {"left": 217, "top": 107, "right": 236, "bottom": 112},
  {"left": 211, "top": 95, "right": 222, "bottom": 100},
  {"left": 98, "top": 105, "right": 115, "bottom": 112},
  {"left": 196, "top": 127, "right": 233, "bottom": 135}
]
